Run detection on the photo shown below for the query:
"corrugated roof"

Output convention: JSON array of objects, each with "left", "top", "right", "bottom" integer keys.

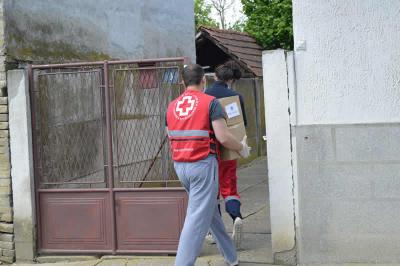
[{"left": 197, "top": 26, "right": 263, "bottom": 77}]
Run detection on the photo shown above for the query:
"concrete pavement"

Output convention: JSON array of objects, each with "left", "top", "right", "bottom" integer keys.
[{"left": 11, "top": 158, "right": 273, "bottom": 266}]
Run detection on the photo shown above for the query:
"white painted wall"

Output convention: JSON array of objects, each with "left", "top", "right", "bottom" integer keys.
[
  {"left": 8, "top": 70, "right": 36, "bottom": 261},
  {"left": 292, "top": 0, "right": 400, "bottom": 125},
  {"left": 262, "top": 50, "right": 295, "bottom": 260}
]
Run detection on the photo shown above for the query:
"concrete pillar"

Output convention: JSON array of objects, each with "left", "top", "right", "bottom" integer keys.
[
  {"left": 262, "top": 50, "right": 296, "bottom": 265},
  {"left": 8, "top": 69, "right": 36, "bottom": 262}
]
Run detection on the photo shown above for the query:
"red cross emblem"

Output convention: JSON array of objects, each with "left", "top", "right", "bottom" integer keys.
[{"left": 175, "top": 95, "right": 198, "bottom": 119}]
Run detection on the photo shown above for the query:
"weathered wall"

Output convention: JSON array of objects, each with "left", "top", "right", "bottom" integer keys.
[
  {"left": 0, "top": 0, "right": 14, "bottom": 263},
  {"left": 8, "top": 70, "right": 35, "bottom": 262},
  {"left": 4, "top": 0, "right": 196, "bottom": 63},
  {"left": 291, "top": 0, "right": 400, "bottom": 264},
  {"left": 262, "top": 50, "right": 296, "bottom": 265},
  {"left": 293, "top": 0, "right": 400, "bottom": 125}
]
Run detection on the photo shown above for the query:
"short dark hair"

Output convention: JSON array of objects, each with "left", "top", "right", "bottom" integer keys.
[
  {"left": 215, "top": 65, "right": 234, "bottom": 82},
  {"left": 215, "top": 60, "right": 242, "bottom": 82},
  {"left": 225, "top": 60, "right": 242, "bottom": 80},
  {"left": 182, "top": 64, "right": 204, "bottom": 86}
]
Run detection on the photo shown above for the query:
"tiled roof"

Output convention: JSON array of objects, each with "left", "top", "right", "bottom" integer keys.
[{"left": 197, "top": 26, "right": 263, "bottom": 77}]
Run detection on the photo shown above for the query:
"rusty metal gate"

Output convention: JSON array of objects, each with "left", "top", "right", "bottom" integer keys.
[{"left": 28, "top": 58, "right": 187, "bottom": 254}]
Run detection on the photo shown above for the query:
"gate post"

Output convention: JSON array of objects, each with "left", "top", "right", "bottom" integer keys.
[{"left": 8, "top": 69, "right": 36, "bottom": 262}]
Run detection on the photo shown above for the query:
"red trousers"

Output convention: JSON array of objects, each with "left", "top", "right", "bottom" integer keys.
[{"left": 218, "top": 159, "right": 240, "bottom": 200}]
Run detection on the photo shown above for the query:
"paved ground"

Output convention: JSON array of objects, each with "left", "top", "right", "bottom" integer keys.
[{"left": 11, "top": 158, "right": 273, "bottom": 266}]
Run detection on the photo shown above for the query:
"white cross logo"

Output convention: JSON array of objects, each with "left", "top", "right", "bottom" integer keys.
[{"left": 176, "top": 96, "right": 196, "bottom": 117}]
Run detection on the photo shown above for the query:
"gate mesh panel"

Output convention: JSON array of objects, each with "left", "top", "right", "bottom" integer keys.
[
  {"left": 31, "top": 60, "right": 184, "bottom": 190},
  {"left": 33, "top": 68, "right": 106, "bottom": 189},
  {"left": 111, "top": 62, "right": 183, "bottom": 188}
]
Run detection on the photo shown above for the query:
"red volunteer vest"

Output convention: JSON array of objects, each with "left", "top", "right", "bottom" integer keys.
[{"left": 166, "top": 89, "right": 218, "bottom": 162}]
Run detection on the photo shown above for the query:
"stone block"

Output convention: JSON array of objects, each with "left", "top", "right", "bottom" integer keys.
[
  {"left": 299, "top": 197, "right": 400, "bottom": 263},
  {"left": 0, "top": 255, "right": 14, "bottom": 263},
  {"left": 0, "top": 186, "right": 10, "bottom": 195},
  {"left": 0, "top": 105, "right": 6, "bottom": 113},
  {"left": 0, "top": 208, "right": 12, "bottom": 222},
  {"left": 0, "top": 122, "right": 7, "bottom": 129},
  {"left": 336, "top": 125, "right": 400, "bottom": 162},
  {"left": 0, "top": 130, "right": 8, "bottom": 138},
  {"left": 0, "top": 137, "right": 8, "bottom": 146},
  {"left": 296, "top": 126, "right": 335, "bottom": 162},
  {"left": 0, "top": 161, "right": 9, "bottom": 171},
  {"left": 0, "top": 233, "right": 13, "bottom": 242},
  {"left": 0, "top": 241, "right": 14, "bottom": 249},
  {"left": 298, "top": 162, "right": 374, "bottom": 199},
  {"left": 0, "top": 167, "right": 10, "bottom": 178},
  {"left": 0, "top": 143, "right": 9, "bottom": 154},
  {"left": 0, "top": 178, "right": 10, "bottom": 187},
  {"left": 374, "top": 164, "right": 400, "bottom": 198},
  {"left": 0, "top": 97, "right": 6, "bottom": 105},
  {"left": 0, "top": 223, "right": 13, "bottom": 233},
  {"left": 0, "top": 195, "right": 11, "bottom": 207},
  {"left": 0, "top": 152, "right": 9, "bottom": 161},
  {"left": 2, "top": 249, "right": 15, "bottom": 257},
  {"left": 0, "top": 114, "right": 6, "bottom": 121}
]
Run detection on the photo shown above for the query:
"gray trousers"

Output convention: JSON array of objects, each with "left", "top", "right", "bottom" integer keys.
[{"left": 174, "top": 155, "right": 238, "bottom": 266}]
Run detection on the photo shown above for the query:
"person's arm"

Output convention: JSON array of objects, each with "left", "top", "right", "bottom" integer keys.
[{"left": 212, "top": 118, "right": 243, "bottom": 151}]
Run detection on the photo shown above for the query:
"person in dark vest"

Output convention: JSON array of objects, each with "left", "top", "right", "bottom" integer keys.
[
  {"left": 166, "top": 64, "right": 250, "bottom": 266},
  {"left": 205, "top": 61, "right": 247, "bottom": 248}
]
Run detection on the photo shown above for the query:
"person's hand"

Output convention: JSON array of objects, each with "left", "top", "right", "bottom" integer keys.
[{"left": 239, "top": 136, "right": 251, "bottom": 158}]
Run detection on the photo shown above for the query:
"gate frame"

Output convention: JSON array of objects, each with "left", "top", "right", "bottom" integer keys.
[{"left": 24, "top": 58, "right": 187, "bottom": 257}]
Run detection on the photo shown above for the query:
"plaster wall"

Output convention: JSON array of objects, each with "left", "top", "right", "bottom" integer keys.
[
  {"left": 291, "top": 0, "right": 400, "bottom": 264},
  {"left": 262, "top": 50, "right": 296, "bottom": 265},
  {"left": 292, "top": 0, "right": 400, "bottom": 125},
  {"left": 4, "top": 0, "right": 196, "bottom": 63}
]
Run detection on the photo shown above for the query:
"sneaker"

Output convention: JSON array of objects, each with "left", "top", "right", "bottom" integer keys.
[
  {"left": 226, "top": 259, "right": 239, "bottom": 266},
  {"left": 205, "top": 232, "right": 216, "bottom": 244},
  {"left": 232, "top": 217, "right": 243, "bottom": 248}
]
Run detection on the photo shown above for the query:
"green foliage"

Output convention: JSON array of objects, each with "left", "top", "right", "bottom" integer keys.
[
  {"left": 195, "top": 0, "right": 219, "bottom": 29},
  {"left": 241, "top": 0, "right": 293, "bottom": 50},
  {"left": 228, "top": 19, "right": 246, "bottom": 32}
]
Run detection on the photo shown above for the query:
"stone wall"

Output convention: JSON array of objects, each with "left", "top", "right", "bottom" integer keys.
[{"left": 0, "top": 0, "right": 14, "bottom": 263}]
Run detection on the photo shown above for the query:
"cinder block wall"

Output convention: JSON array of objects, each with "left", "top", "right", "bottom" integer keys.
[
  {"left": 0, "top": 0, "right": 14, "bottom": 263},
  {"left": 296, "top": 124, "right": 400, "bottom": 262},
  {"left": 292, "top": 0, "right": 400, "bottom": 264}
]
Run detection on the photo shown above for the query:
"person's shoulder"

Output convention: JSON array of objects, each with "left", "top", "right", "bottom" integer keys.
[
  {"left": 204, "top": 86, "right": 217, "bottom": 97},
  {"left": 203, "top": 92, "right": 216, "bottom": 101}
]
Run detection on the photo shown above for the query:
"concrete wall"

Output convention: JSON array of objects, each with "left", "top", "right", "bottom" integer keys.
[
  {"left": 296, "top": 123, "right": 400, "bottom": 264},
  {"left": 290, "top": 0, "right": 400, "bottom": 264},
  {"left": 4, "top": 0, "right": 196, "bottom": 63},
  {"left": 0, "top": 0, "right": 14, "bottom": 263},
  {"left": 8, "top": 70, "right": 35, "bottom": 262},
  {"left": 292, "top": 0, "right": 400, "bottom": 125},
  {"left": 262, "top": 50, "right": 296, "bottom": 265}
]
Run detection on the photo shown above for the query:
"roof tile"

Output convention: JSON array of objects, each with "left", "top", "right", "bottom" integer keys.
[{"left": 198, "top": 26, "right": 263, "bottom": 76}]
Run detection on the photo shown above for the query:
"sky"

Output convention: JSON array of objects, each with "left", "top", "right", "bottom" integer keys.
[{"left": 205, "top": 0, "right": 246, "bottom": 27}]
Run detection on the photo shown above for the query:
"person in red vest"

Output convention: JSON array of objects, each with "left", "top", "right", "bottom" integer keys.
[
  {"left": 166, "top": 64, "right": 250, "bottom": 266},
  {"left": 205, "top": 61, "right": 246, "bottom": 248}
]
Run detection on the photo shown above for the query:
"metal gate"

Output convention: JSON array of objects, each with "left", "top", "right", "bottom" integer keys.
[{"left": 28, "top": 58, "right": 187, "bottom": 254}]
